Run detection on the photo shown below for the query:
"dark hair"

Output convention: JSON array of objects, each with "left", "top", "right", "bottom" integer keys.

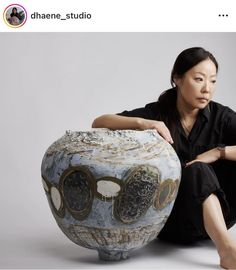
[
  {"left": 171, "top": 47, "right": 218, "bottom": 87},
  {"left": 10, "top": 7, "right": 18, "bottom": 17},
  {"left": 156, "top": 47, "right": 218, "bottom": 151}
]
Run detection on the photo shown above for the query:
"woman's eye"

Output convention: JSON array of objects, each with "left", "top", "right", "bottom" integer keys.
[
  {"left": 211, "top": 80, "right": 216, "bottom": 84},
  {"left": 195, "top": 77, "right": 203, "bottom": 82}
]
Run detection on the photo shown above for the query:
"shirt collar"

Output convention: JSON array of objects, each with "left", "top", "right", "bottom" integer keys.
[{"left": 200, "top": 103, "right": 211, "bottom": 121}]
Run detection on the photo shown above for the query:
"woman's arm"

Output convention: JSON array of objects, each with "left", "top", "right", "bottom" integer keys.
[
  {"left": 92, "top": 114, "right": 142, "bottom": 130},
  {"left": 186, "top": 145, "right": 236, "bottom": 166},
  {"left": 186, "top": 107, "right": 236, "bottom": 166},
  {"left": 225, "top": 145, "right": 236, "bottom": 161},
  {"left": 92, "top": 114, "right": 174, "bottom": 144}
]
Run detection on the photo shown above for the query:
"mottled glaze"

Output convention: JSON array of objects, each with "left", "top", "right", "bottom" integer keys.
[{"left": 41, "top": 129, "right": 181, "bottom": 260}]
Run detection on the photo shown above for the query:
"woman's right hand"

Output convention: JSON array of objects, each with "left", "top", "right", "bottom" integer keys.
[{"left": 138, "top": 119, "right": 174, "bottom": 144}]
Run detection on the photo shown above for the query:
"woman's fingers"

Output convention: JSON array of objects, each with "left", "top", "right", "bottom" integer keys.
[
  {"left": 141, "top": 120, "right": 174, "bottom": 144},
  {"left": 155, "top": 122, "right": 174, "bottom": 144},
  {"left": 185, "top": 160, "right": 198, "bottom": 167}
]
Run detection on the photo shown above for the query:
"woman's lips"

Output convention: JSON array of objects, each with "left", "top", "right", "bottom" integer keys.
[{"left": 197, "top": 98, "right": 208, "bottom": 103}]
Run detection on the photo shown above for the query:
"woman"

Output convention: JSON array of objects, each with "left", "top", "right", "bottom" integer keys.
[
  {"left": 10, "top": 7, "right": 20, "bottom": 19},
  {"left": 9, "top": 7, "right": 21, "bottom": 26},
  {"left": 92, "top": 47, "right": 236, "bottom": 269}
]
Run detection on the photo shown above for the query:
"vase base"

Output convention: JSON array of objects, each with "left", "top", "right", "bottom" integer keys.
[{"left": 98, "top": 249, "right": 130, "bottom": 261}]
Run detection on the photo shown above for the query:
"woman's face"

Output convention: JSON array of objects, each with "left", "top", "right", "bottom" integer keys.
[{"left": 175, "top": 58, "right": 217, "bottom": 110}]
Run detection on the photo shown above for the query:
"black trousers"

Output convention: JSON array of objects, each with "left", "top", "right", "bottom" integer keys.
[{"left": 158, "top": 161, "right": 236, "bottom": 244}]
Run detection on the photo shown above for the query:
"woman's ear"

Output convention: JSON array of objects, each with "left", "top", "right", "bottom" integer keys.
[{"left": 173, "top": 75, "right": 181, "bottom": 87}]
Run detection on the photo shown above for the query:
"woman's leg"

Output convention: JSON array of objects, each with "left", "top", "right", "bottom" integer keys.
[
  {"left": 203, "top": 193, "right": 236, "bottom": 269},
  {"left": 158, "top": 161, "right": 236, "bottom": 268},
  {"left": 158, "top": 162, "right": 230, "bottom": 244}
]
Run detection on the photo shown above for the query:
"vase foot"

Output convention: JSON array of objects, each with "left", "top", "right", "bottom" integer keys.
[{"left": 98, "top": 249, "right": 129, "bottom": 261}]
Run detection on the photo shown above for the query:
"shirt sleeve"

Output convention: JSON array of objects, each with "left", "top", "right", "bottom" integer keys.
[
  {"left": 223, "top": 108, "right": 236, "bottom": 145},
  {"left": 116, "top": 102, "right": 159, "bottom": 120}
]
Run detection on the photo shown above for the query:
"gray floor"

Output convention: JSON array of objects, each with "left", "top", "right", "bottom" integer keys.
[
  {"left": 0, "top": 159, "right": 234, "bottom": 270},
  {"left": 2, "top": 191, "right": 234, "bottom": 270},
  {"left": 0, "top": 226, "right": 227, "bottom": 269}
]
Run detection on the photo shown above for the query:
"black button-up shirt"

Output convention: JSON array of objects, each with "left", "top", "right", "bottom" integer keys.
[{"left": 117, "top": 100, "right": 236, "bottom": 166}]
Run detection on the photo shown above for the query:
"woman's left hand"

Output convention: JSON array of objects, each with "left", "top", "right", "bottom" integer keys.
[{"left": 185, "top": 148, "right": 220, "bottom": 167}]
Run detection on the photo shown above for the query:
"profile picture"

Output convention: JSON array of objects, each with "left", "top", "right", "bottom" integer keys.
[{"left": 3, "top": 4, "right": 27, "bottom": 28}]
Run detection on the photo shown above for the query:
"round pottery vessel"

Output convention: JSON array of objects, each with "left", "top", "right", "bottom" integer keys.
[{"left": 41, "top": 129, "right": 181, "bottom": 261}]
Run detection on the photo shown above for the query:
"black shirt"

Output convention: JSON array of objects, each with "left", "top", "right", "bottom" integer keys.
[{"left": 117, "top": 99, "right": 236, "bottom": 166}]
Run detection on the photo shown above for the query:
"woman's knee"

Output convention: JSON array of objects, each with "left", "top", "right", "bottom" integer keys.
[
  {"left": 181, "top": 162, "right": 213, "bottom": 188},
  {"left": 181, "top": 161, "right": 219, "bottom": 195},
  {"left": 183, "top": 162, "right": 212, "bottom": 176}
]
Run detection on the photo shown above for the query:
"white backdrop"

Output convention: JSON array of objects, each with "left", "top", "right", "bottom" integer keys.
[{"left": 0, "top": 33, "right": 236, "bottom": 269}]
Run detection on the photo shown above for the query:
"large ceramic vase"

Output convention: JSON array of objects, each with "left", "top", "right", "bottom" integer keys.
[{"left": 41, "top": 129, "right": 181, "bottom": 261}]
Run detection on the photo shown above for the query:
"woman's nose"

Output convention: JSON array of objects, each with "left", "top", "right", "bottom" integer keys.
[{"left": 201, "top": 81, "right": 211, "bottom": 93}]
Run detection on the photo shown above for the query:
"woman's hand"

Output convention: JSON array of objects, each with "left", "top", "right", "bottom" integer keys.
[
  {"left": 92, "top": 115, "right": 174, "bottom": 144},
  {"left": 138, "top": 119, "right": 174, "bottom": 144},
  {"left": 186, "top": 148, "right": 221, "bottom": 167}
]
